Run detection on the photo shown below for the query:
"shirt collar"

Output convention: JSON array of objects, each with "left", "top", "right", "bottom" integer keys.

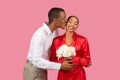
[{"left": 43, "top": 22, "right": 52, "bottom": 35}]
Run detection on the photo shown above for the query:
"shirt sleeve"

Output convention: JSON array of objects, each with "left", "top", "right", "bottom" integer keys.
[{"left": 29, "top": 33, "right": 61, "bottom": 70}]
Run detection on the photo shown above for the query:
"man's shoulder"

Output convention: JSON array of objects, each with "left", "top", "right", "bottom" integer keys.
[
  {"left": 31, "top": 27, "right": 47, "bottom": 41},
  {"left": 34, "top": 24, "right": 47, "bottom": 35}
]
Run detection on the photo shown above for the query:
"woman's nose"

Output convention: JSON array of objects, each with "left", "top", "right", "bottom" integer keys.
[{"left": 70, "top": 23, "right": 74, "bottom": 26}]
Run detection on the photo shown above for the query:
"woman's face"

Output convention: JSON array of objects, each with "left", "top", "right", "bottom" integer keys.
[{"left": 66, "top": 17, "right": 79, "bottom": 32}]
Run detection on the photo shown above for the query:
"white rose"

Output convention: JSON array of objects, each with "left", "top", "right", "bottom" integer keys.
[{"left": 56, "top": 44, "right": 76, "bottom": 59}]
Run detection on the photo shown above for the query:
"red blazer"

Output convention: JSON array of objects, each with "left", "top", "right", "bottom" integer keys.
[{"left": 50, "top": 32, "right": 91, "bottom": 80}]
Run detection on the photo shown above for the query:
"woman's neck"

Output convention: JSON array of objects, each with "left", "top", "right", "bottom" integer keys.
[
  {"left": 65, "top": 31, "right": 74, "bottom": 39},
  {"left": 65, "top": 31, "right": 74, "bottom": 46}
]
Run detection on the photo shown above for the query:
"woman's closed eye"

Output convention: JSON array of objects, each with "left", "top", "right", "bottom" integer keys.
[{"left": 68, "top": 20, "right": 72, "bottom": 23}]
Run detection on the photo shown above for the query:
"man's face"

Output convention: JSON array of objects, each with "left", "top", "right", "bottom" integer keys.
[{"left": 55, "top": 11, "right": 66, "bottom": 29}]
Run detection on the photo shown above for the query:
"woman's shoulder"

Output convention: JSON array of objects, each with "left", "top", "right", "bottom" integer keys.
[
  {"left": 75, "top": 33, "right": 89, "bottom": 44},
  {"left": 75, "top": 32, "right": 88, "bottom": 41},
  {"left": 53, "top": 34, "right": 64, "bottom": 42}
]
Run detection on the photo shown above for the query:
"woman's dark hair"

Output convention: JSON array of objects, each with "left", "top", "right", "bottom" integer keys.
[
  {"left": 67, "top": 15, "right": 79, "bottom": 23},
  {"left": 48, "top": 7, "right": 65, "bottom": 23}
]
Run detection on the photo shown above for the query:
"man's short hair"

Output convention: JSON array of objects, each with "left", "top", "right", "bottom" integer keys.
[{"left": 48, "top": 7, "right": 65, "bottom": 23}]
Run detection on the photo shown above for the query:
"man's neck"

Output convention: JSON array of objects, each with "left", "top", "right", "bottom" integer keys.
[{"left": 48, "top": 23, "right": 57, "bottom": 33}]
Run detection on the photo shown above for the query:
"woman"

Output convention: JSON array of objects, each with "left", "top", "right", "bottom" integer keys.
[{"left": 50, "top": 16, "right": 91, "bottom": 80}]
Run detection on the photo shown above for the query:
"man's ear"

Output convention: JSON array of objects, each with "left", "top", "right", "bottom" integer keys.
[
  {"left": 52, "top": 18, "right": 58, "bottom": 24},
  {"left": 53, "top": 18, "right": 57, "bottom": 22}
]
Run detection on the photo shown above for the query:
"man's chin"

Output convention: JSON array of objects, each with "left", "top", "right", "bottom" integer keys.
[
  {"left": 59, "top": 27, "right": 65, "bottom": 29},
  {"left": 61, "top": 26, "right": 66, "bottom": 29},
  {"left": 61, "top": 27, "right": 65, "bottom": 29},
  {"left": 58, "top": 25, "right": 66, "bottom": 29}
]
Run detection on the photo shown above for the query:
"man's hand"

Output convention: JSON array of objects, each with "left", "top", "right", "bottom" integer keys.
[
  {"left": 64, "top": 56, "right": 72, "bottom": 61},
  {"left": 61, "top": 60, "right": 76, "bottom": 71}
]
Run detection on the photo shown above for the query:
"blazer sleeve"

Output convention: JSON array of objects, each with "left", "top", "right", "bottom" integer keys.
[
  {"left": 50, "top": 39, "right": 64, "bottom": 63},
  {"left": 72, "top": 38, "right": 91, "bottom": 67}
]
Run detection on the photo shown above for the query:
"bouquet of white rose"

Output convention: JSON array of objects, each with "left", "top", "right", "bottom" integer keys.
[{"left": 56, "top": 44, "right": 76, "bottom": 60}]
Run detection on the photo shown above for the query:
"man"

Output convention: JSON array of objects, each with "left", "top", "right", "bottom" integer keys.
[{"left": 23, "top": 7, "right": 75, "bottom": 80}]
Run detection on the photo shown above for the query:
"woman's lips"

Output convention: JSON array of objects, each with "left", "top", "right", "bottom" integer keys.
[{"left": 69, "top": 26, "right": 74, "bottom": 30}]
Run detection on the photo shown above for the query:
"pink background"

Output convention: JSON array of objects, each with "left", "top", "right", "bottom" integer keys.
[{"left": 0, "top": 0, "right": 120, "bottom": 80}]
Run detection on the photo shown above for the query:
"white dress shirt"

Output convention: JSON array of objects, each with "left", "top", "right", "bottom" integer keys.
[{"left": 27, "top": 22, "right": 61, "bottom": 70}]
